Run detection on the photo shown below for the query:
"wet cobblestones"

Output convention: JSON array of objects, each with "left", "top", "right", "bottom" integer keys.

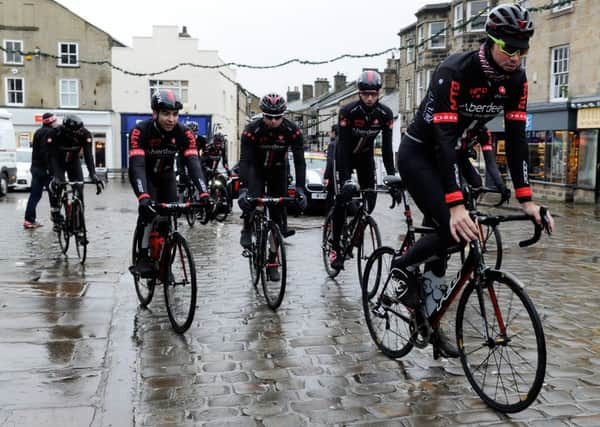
[{"left": 0, "top": 181, "right": 599, "bottom": 426}]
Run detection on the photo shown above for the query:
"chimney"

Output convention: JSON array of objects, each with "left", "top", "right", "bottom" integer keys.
[
  {"left": 314, "top": 78, "right": 330, "bottom": 97},
  {"left": 333, "top": 73, "right": 347, "bottom": 92},
  {"left": 179, "top": 26, "right": 191, "bottom": 38},
  {"left": 287, "top": 86, "right": 300, "bottom": 102},
  {"left": 382, "top": 68, "right": 397, "bottom": 94},
  {"left": 302, "top": 84, "right": 314, "bottom": 101}
]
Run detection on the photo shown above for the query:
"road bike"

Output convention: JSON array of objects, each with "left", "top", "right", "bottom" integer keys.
[
  {"left": 242, "top": 196, "right": 297, "bottom": 310},
  {"left": 205, "top": 166, "right": 232, "bottom": 222},
  {"left": 54, "top": 180, "right": 102, "bottom": 264},
  {"left": 129, "top": 201, "right": 206, "bottom": 334},
  {"left": 321, "top": 189, "right": 381, "bottom": 282},
  {"left": 362, "top": 175, "right": 550, "bottom": 413}
]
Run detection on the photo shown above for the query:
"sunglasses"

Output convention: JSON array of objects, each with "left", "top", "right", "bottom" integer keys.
[
  {"left": 263, "top": 114, "right": 283, "bottom": 121},
  {"left": 488, "top": 34, "right": 528, "bottom": 57}
]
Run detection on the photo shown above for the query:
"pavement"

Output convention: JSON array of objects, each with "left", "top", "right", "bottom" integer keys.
[{"left": 0, "top": 180, "right": 600, "bottom": 426}]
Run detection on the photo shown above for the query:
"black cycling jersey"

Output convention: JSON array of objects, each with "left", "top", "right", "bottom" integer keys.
[
  {"left": 337, "top": 99, "right": 396, "bottom": 181},
  {"left": 202, "top": 142, "right": 229, "bottom": 172},
  {"left": 128, "top": 119, "right": 207, "bottom": 200},
  {"left": 406, "top": 46, "right": 531, "bottom": 206},
  {"left": 49, "top": 125, "right": 97, "bottom": 181},
  {"left": 240, "top": 117, "right": 306, "bottom": 190}
]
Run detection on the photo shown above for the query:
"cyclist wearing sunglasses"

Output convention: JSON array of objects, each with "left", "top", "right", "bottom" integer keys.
[
  {"left": 238, "top": 93, "right": 307, "bottom": 255},
  {"left": 329, "top": 70, "right": 396, "bottom": 271},
  {"left": 392, "top": 3, "right": 555, "bottom": 359}
]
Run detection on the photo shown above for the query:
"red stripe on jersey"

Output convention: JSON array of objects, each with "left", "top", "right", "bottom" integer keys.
[
  {"left": 445, "top": 191, "right": 464, "bottom": 204},
  {"left": 515, "top": 187, "right": 532, "bottom": 198},
  {"left": 183, "top": 149, "right": 197, "bottom": 157},
  {"left": 481, "top": 144, "right": 493, "bottom": 151},
  {"left": 433, "top": 112, "right": 458, "bottom": 123},
  {"left": 138, "top": 193, "right": 150, "bottom": 201},
  {"left": 130, "top": 128, "right": 141, "bottom": 149},
  {"left": 505, "top": 111, "right": 527, "bottom": 121},
  {"left": 129, "top": 149, "right": 145, "bottom": 157}
]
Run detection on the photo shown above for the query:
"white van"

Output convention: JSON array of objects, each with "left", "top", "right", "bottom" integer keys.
[{"left": 0, "top": 109, "right": 17, "bottom": 196}]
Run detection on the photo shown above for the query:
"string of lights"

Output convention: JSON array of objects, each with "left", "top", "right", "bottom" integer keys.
[{"left": 0, "top": 0, "right": 573, "bottom": 77}]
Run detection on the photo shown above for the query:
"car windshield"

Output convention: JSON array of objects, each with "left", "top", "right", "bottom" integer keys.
[
  {"left": 16, "top": 151, "right": 32, "bottom": 162},
  {"left": 306, "top": 158, "right": 326, "bottom": 176}
]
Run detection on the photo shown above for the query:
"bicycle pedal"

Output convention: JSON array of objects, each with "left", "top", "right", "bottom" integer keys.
[{"left": 241, "top": 249, "right": 251, "bottom": 258}]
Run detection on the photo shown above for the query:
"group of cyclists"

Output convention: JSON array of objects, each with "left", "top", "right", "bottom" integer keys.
[
  {"left": 24, "top": 112, "right": 104, "bottom": 231},
  {"left": 124, "top": 3, "right": 554, "bottom": 357}
]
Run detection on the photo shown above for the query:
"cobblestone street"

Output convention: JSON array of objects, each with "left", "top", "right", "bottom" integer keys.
[{"left": 1, "top": 181, "right": 600, "bottom": 426}]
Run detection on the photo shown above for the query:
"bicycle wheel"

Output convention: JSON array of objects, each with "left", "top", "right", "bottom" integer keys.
[
  {"left": 461, "top": 225, "right": 502, "bottom": 270},
  {"left": 184, "top": 186, "right": 197, "bottom": 227},
  {"left": 131, "top": 224, "right": 155, "bottom": 307},
  {"left": 356, "top": 216, "right": 382, "bottom": 285},
  {"left": 248, "top": 218, "right": 263, "bottom": 290},
  {"left": 164, "top": 232, "right": 197, "bottom": 334},
  {"left": 72, "top": 200, "right": 87, "bottom": 264},
  {"left": 261, "top": 222, "right": 286, "bottom": 310},
  {"left": 321, "top": 210, "right": 340, "bottom": 278},
  {"left": 212, "top": 184, "right": 230, "bottom": 222},
  {"left": 362, "top": 246, "right": 414, "bottom": 358},
  {"left": 456, "top": 272, "right": 546, "bottom": 413},
  {"left": 57, "top": 203, "right": 70, "bottom": 255}
]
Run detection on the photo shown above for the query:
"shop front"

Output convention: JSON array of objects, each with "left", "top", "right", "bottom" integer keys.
[
  {"left": 8, "top": 108, "right": 114, "bottom": 177},
  {"left": 570, "top": 97, "right": 600, "bottom": 203},
  {"left": 486, "top": 102, "right": 578, "bottom": 202}
]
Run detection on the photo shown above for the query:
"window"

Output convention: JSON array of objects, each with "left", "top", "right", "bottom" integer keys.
[
  {"left": 416, "top": 69, "right": 432, "bottom": 105},
  {"left": 417, "top": 25, "right": 425, "bottom": 52},
  {"left": 550, "top": 45, "right": 569, "bottom": 101},
  {"left": 467, "top": 0, "right": 488, "bottom": 32},
  {"left": 405, "top": 36, "right": 414, "bottom": 64},
  {"left": 59, "top": 79, "right": 79, "bottom": 108},
  {"left": 577, "top": 130, "right": 598, "bottom": 188},
  {"left": 58, "top": 42, "right": 79, "bottom": 66},
  {"left": 454, "top": 4, "right": 464, "bottom": 35},
  {"left": 405, "top": 80, "right": 412, "bottom": 111},
  {"left": 149, "top": 80, "right": 189, "bottom": 104},
  {"left": 3, "top": 40, "right": 23, "bottom": 64},
  {"left": 429, "top": 21, "right": 446, "bottom": 49},
  {"left": 552, "top": 0, "right": 572, "bottom": 13},
  {"left": 5, "top": 77, "right": 24, "bottom": 105}
]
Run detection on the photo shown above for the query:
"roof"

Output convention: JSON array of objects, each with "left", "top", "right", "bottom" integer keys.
[
  {"left": 52, "top": 0, "right": 126, "bottom": 47},
  {"left": 415, "top": 2, "right": 451, "bottom": 17}
]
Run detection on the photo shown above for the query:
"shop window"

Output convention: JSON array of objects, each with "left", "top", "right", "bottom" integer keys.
[
  {"left": 93, "top": 134, "right": 106, "bottom": 168},
  {"left": 566, "top": 131, "right": 578, "bottom": 185},
  {"left": 526, "top": 131, "right": 548, "bottom": 180},
  {"left": 577, "top": 130, "right": 598, "bottom": 189}
]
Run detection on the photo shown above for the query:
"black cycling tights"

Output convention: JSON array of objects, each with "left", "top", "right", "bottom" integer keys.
[{"left": 393, "top": 139, "right": 456, "bottom": 275}]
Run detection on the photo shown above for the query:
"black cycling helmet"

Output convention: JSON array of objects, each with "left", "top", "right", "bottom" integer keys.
[
  {"left": 185, "top": 121, "right": 198, "bottom": 133},
  {"left": 357, "top": 70, "right": 382, "bottom": 91},
  {"left": 63, "top": 114, "right": 83, "bottom": 130},
  {"left": 485, "top": 3, "right": 534, "bottom": 49},
  {"left": 259, "top": 93, "right": 287, "bottom": 116},
  {"left": 151, "top": 89, "right": 183, "bottom": 111},
  {"left": 213, "top": 132, "right": 225, "bottom": 143}
]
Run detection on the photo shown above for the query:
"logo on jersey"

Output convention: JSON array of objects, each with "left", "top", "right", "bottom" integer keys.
[
  {"left": 498, "top": 86, "right": 506, "bottom": 96},
  {"left": 469, "top": 87, "right": 488, "bottom": 99},
  {"left": 462, "top": 103, "right": 503, "bottom": 115}
]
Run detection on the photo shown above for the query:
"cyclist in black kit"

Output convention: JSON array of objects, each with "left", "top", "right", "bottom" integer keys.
[
  {"left": 129, "top": 89, "right": 209, "bottom": 277},
  {"left": 48, "top": 114, "right": 104, "bottom": 231},
  {"left": 329, "top": 70, "right": 396, "bottom": 271},
  {"left": 202, "top": 132, "right": 230, "bottom": 177},
  {"left": 238, "top": 93, "right": 307, "bottom": 280},
  {"left": 393, "top": 4, "right": 554, "bottom": 358}
]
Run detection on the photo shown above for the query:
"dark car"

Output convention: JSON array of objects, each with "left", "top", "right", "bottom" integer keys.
[{"left": 288, "top": 151, "right": 328, "bottom": 214}]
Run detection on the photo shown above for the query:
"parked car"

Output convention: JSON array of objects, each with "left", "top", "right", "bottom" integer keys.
[
  {"left": 288, "top": 151, "right": 328, "bottom": 214},
  {"left": 0, "top": 109, "right": 17, "bottom": 196},
  {"left": 14, "top": 147, "right": 32, "bottom": 191}
]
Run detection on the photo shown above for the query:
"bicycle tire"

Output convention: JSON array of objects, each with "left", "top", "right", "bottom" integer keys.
[
  {"left": 321, "top": 210, "right": 340, "bottom": 278},
  {"left": 131, "top": 223, "right": 155, "bottom": 307},
  {"left": 261, "top": 222, "right": 287, "bottom": 310},
  {"left": 248, "top": 217, "right": 263, "bottom": 290},
  {"left": 356, "top": 216, "right": 382, "bottom": 285},
  {"left": 57, "top": 201, "right": 70, "bottom": 255},
  {"left": 213, "top": 184, "right": 230, "bottom": 222},
  {"left": 164, "top": 232, "right": 197, "bottom": 334},
  {"left": 72, "top": 200, "right": 87, "bottom": 264},
  {"left": 184, "top": 186, "right": 197, "bottom": 227},
  {"left": 362, "top": 246, "right": 414, "bottom": 358},
  {"left": 456, "top": 272, "right": 546, "bottom": 413},
  {"left": 461, "top": 224, "right": 503, "bottom": 270}
]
